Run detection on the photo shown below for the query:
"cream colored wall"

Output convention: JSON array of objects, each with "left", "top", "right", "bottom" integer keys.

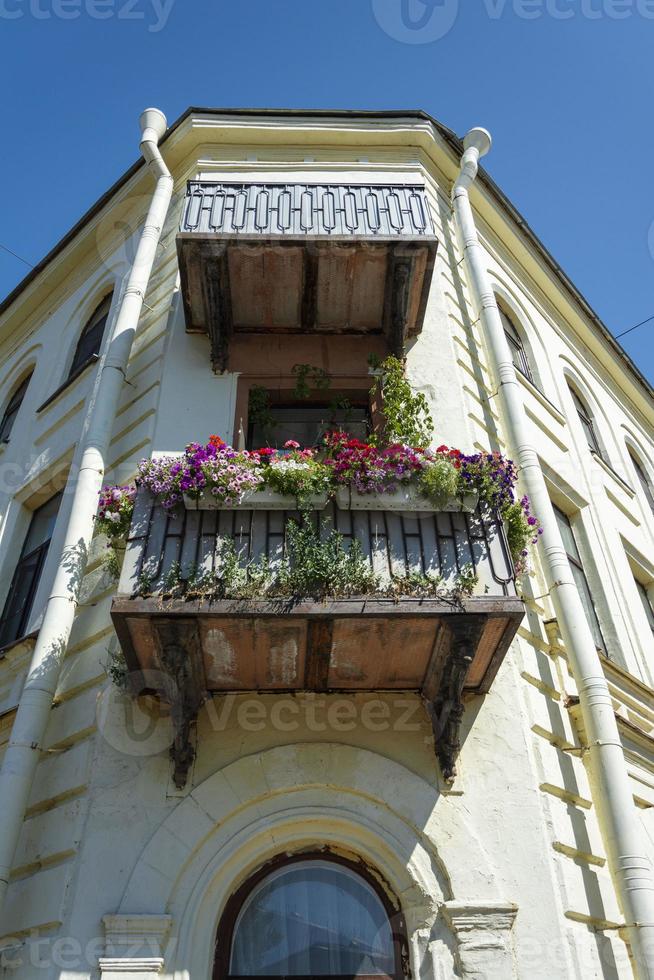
[{"left": 0, "top": 115, "right": 652, "bottom": 978}]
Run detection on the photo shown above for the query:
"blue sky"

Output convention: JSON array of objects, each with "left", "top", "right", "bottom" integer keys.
[{"left": 1, "top": 0, "right": 653, "bottom": 381}]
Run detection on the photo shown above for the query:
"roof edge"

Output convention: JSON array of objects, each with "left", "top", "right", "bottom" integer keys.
[{"left": 0, "top": 105, "right": 651, "bottom": 404}]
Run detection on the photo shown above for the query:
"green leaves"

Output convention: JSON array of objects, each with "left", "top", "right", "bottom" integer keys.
[{"left": 373, "top": 356, "right": 434, "bottom": 447}]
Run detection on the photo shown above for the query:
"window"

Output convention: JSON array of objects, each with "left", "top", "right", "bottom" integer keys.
[
  {"left": 68, "top": 294, "right": 112, "bottom": 379},
  {"left": 629, "top": 451, "right": 654, "bottom": 515},
  {"left": 499, "top": 305, "right": 533, "bottom": 383},
  {"left": 554, "top": 506, "right": 606, "bottom": 654},
  {"left": 568, "top": 385, "right": 605, "bottom": 460},
  {"left": 215, "top": 854, "right": 407, "bottom": 980},
  {"left": 636, "top": 580, "right": 654, "bottom": 637},
  {"left": 0, "top": 493, "right": 62, "bottom": 648},
  {"left": 248, "top": 399, "right": 370, "bottom": 450},
  {"left": 0, "top": 372, "right": 32, "bottom": 443}
]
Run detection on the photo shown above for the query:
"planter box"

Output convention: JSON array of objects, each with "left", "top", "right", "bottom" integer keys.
[
  {"left": 183, "top": 488, "right": 329, "bottom": 511},
  {"left": 335, "top": 487, "right": 477, "bottom": 513}
]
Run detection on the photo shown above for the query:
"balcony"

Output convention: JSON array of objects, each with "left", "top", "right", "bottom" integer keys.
[
  {"left": 111, "top": 489, "right": 523, "bottom": 788},
  {"left": 176, "top": 182, "right": 438, "bottom": 371}
]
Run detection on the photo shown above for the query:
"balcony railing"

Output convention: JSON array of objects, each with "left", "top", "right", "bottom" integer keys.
[
  {"left": 111, "top": 488, "right": 523, "bottom": 788},
  {"left": 176, "top": 182, "right": 438, "bottom": 371}
]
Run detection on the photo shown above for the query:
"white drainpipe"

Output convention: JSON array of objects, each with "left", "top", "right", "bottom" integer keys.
[
  {"left": 0, "top": 108, "right": 173, "bottom": 915},
  {"left": 452, "top": 127, "right": 654, "bottom": 977}
]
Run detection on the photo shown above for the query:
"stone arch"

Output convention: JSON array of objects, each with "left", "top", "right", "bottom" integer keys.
[{"left": 115, "top": 743, "right": 501, "bottom": 979}]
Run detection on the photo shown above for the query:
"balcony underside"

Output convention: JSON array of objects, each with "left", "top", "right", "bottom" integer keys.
[
  {"left": 177, "top": 235, "right": 437, "bottom": 372},
  {"left": 111, "top": 596, "right": 522, "bottom": 788},
  {"left": 111, "top": 493, "right": 522, "bottom": 788}
]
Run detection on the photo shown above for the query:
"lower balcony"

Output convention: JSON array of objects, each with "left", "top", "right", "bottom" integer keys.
[{"left": 111, "top": 492, "right": 524, "bottom": 787}]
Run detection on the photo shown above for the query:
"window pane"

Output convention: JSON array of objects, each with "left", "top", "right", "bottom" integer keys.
[
  {"left": 554, "top": 507, "right": 580, "bottom": 562},
  {"left": 0, "top": 374, "right": 31, "bottom": 443},
  {"left": 554, "top": 506, "right": 606, "bottom": 653},
  {"left": 0, "top": 493, "right": 62, "bottom": 647},
  {"left": 569, "top": 388, "right": 602, "bottom": 456},
  {"left": 250, "top": 407, "right": 369, "bottom": 450},
  {"left": 69, "top": 295, "right": 111, "bottom": 378},
  {"left": 636, "top": 580, "right": 654, "bottom": 633},
  {"left": 0, "top": 548, "right": 45, "bottom": 647},
  {"left": 570, "top": 562, "right": 606, "bottom": 653},
  {"left": 631, "top": 454, "right": 654, "bottom": 514},
  {"left": 499, "top": 308, "right": 532, "bottom": 381},
  {"left": 230, "top": 860, "right": 395, "bottom": 976}
]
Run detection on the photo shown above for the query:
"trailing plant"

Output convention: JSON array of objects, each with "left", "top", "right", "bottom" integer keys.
[
  {"left": 97, "top": 485, "right": 136, "bottom": 539},
  {"left": 103, "top": 645, "right": 129, "bottom": 690},
  {"left": 502, "top": 497, "right": 542, "bottom": 576},
  {"left": 248, "top": 385, "right": 276, "bottom": 439},
  {"left": 96, "top": 485, "right": 136, "bottom": 580},
  {"left": 372, "top": 355, "right": 434, "bottom": 447},
  {"left": 291, "top": 363, "right": 331, "bottom": 400}
]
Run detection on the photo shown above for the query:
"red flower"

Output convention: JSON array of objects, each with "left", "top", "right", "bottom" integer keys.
[{"left": 209, "top": 434, "right": 226, "bottom": 448}]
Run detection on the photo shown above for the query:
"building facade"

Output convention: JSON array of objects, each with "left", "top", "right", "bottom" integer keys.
[{"left": 0, "top": 108, "right": 653, "bottom": 979}]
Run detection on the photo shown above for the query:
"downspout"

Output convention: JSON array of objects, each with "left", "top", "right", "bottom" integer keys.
[
  {"left": 0, "top": 108, "right": 173, "bottom": 916},
  {"left": 451, "top": 127, "right": 654, "bottom": 978}
]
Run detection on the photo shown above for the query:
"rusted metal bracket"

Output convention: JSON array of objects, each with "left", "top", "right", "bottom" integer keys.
[
  {"left": 426, "top": 617, "right": 486, "bottom": 783},
  {"left": 153, "top": 620, "right": 206, "bottom": 789}
]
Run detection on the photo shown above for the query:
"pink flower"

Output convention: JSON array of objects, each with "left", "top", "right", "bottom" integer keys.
[{"left": 284, "top": 440, "right": 300, "bottom": 450}]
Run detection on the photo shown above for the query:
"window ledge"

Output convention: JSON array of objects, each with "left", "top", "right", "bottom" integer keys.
[
  {"left": 591, "top": 451, "right": 635, "bottom": 497},
  {"left": 36, "top": 355, "right": 98, "bottom": 415},
  {"left": 516, "top": 371, "right": 566, "bottom": 425}
]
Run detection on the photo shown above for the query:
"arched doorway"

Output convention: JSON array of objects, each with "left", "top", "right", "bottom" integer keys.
[{"left": 213, "top": 851, "right": 410, "bottom": 980}]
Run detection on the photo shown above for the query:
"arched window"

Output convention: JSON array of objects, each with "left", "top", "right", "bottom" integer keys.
[
  {"left": 629, "top": 450, "right": 654, "bottom": 516},
  {"left": 68, "top": 294, "right": 112, "bottom": 379},
  {"left": 215, "top": 854, "right": 407, "bottom": 980},
  {"left": 498, "top": 304, "right": 534, "bottom": 383},
  {"left": 568, "top": 384, "right": 606, "bottom": 461},
  {"left": 0, "top": 371, "right": 33, "bottom": 443}
]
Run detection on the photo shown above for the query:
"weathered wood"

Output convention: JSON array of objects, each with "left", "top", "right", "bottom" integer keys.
[{"left": 175, "top": 234, "right": 438, "bottom": 364}]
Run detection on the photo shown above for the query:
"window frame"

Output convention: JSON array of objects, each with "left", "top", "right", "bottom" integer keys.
[
  {"left": 568, "top": 385, "right": 606, "bottom": 462},
  {"left": 213, "top": 851, "right": 410, "bottom": 980},
  {"left": 67, "top": 293, "right": 112, "bottom": 381},
  {"left": 0, "top": 371, "right": 33, "bottom": 444},
  {"left": 553, "top": 505, "right": 607, "bottom": 655},
  {"left": 0, "top": 492, "right": 62, "bottom": 649},
  {"left": 498, "top": 305, "right": 534, "bottom": 384},
  {"left": 629, "top": 450, "right": 654, "bottom": 516}
]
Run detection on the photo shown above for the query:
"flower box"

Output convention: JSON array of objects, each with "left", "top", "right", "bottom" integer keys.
[
  {"left": 335, "top": 486, "right": 478, "bottom": 513},
  {"left": 183, "top": 488, "right": 329, "bottom": 511}
]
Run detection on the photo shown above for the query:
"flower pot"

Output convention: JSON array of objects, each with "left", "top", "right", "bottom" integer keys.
[
  {"left": 335, "top": 486, "right": 478, "bottom": 513},
  {"left": 184, "top": 488, "right": 329, "bottom": 511}
]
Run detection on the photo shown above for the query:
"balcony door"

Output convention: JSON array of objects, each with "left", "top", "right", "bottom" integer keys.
[{"left": 214, "top": 854, "right": 408, "bottom": 980}]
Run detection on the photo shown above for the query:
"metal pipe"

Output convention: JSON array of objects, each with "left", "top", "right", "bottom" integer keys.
[
  {"left": 0, "top": 108, "right": 173, "bottom": 916},
  {"left": 452, "top": 127, "right": 654, "bottom": 977}
]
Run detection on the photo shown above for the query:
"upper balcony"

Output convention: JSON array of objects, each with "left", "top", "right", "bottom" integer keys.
[
  {"left": 111, "top": 485, "right": 523, "bottom": 788},
  {"left": 176, "top": 182, "right": 438, "bottom": 371}
]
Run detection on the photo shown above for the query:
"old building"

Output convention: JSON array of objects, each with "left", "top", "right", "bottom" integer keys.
[{"left": 0, "top": 107, "right": 653, "bottom": 979}]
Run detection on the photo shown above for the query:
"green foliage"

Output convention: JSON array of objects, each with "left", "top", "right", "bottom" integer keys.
[
  {"left": 248, "top": 385, "right": 276, "bottom": 437},
  {"left": 292, "top": 363, "right": 331, "bottom": 400},
  {"left": 263, "top": 455, "right": 332, "bottom": 505},
  {"left": 102, "top": 546, "right": 123, "bottom": 581},
  {"left": 276, "top": 517, "right": 379, "bottom": 599},
  {"left": 503, "top": 502, "right": 534, "bottom": 572},
  {"left": 419, "top": 457, "right": 459, "bottom": 505},
  {"left": 103, "top": 646, "right": 129, "bottom": 690},
  {"left": 373, "top": 356, "right": 434, "bottom": 447}
]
